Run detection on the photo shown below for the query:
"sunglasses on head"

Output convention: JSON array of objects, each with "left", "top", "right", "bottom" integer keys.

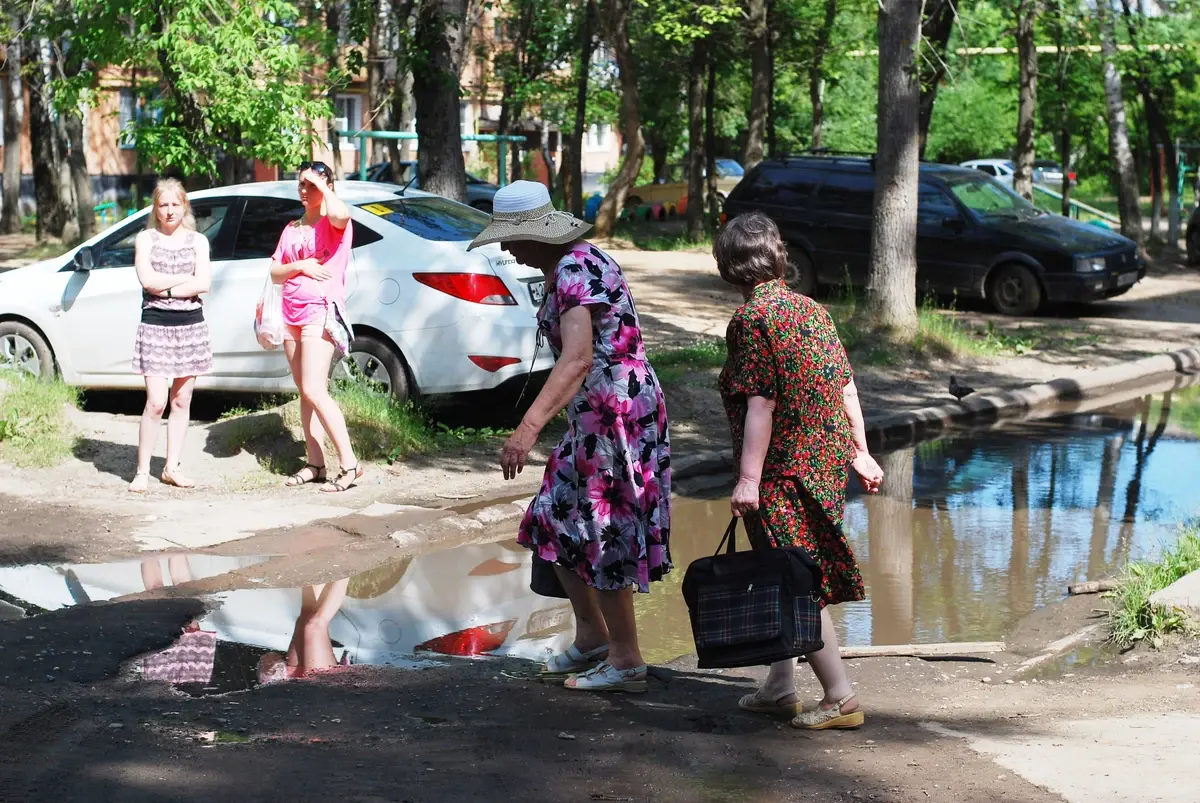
[{"left": 298, "top": 161, "right": 331, "bottom": 177}]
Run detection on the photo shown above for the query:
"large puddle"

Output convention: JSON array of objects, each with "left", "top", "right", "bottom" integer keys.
[{"left": 1, "top": 382, "right": 1197, "bottom": 684}]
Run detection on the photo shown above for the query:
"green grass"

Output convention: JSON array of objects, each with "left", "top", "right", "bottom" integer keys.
[
  {"left": 8, "top": 241, "right": 73, "bottom": 264},
  {"left": 648, "top": 340, "right": 726, "bottom": 386},
  {"left": 1106, "top": 523, "right": 1200, "bottom": 649},
  {"left": 0, "top": 373, "right": 80, "bottom": 467},
  {"left": 610, "top": 220, "right": 714, "bottom": 252},
  {"left": 1153, "top": 385, "right": 1200, "bottom": 440}
]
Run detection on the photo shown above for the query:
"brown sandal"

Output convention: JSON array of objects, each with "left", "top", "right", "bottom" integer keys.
[
  {"left": 320, "top": 464, "right": 363, "bottom": 493},
  {"left": 286, "top": 463, "right": 326, "bottom": 487}
]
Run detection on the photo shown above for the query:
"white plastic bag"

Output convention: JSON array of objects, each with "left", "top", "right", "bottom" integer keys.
[{"left": 254, "top": 276, "right": 284, "bottom": 351}]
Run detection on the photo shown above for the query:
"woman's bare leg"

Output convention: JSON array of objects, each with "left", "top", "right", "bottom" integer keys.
[
  {"left": 162, "top": 376, "right": 196, "bottom": 485},
  {"left": 596, "top": 587, "right": 644, "bottom": 671},
  {"left": 804, "top": 607, "right": 858, "bottom": 712},
  {"left": 552, "top": 565, "right": 609, "bottom": 653},
  {"left": 131, "top": 376, "right": 170, "bottom": 491},
  {"left": 299, "top": 578, "right": 349, "bottom": 671},
  {"left": 297, "top": 337, "right": 356, "bottom": 470},
  {"left": 285, "top": 341, "right": 326, "bottom": 466}
]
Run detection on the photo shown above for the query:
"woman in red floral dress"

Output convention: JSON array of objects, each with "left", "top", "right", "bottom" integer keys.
[{"left": 715, "top": 212, "right": 884, "bottom": 730}]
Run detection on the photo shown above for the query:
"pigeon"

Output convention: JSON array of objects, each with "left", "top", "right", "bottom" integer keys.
[{"left": 949, "top": 376, "right": 975, "bottom": 401}]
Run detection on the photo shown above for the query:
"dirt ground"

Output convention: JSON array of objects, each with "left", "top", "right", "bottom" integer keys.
[{"left": 0, "top": 569, "right": 1197, "bottom": 803}]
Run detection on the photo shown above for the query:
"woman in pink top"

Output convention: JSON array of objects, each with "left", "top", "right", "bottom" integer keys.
[{"left": 269, "top": 162, "right": 363, "bottom": 493}]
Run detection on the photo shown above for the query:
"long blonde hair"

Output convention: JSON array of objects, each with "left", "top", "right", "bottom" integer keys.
[{"left": 146, "top": 178, "right": 196, "bottom": 232}]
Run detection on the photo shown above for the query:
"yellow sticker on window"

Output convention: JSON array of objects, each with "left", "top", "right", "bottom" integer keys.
[{"left": 361, "top": 203, "right": 393, "bottom": 216}]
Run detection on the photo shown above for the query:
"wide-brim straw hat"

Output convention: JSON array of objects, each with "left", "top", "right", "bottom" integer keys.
[{"left": 467, "top": 180, "right": 592, "bottom": 250}]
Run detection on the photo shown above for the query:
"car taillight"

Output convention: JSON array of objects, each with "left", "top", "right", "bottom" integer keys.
[
  {"left": 468, "top": 355, "right": 522, "bottom": 372},
  {"left": 414, "top": 620, "right": 516, "bottom": 656},
  {"left": 1068, "top": 171, "right": 1077, "bottom": 181},
  {"left": 719, "top": 212, "right": 728, "bottom": 226},
  {"left": 413, "top": 273, "right": 516, "bottom": 305}
]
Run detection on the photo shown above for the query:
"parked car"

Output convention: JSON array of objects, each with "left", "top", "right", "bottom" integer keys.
[
  {"left": 0, "top": 181, "right": 552, "bottom": 401},
  {"left": 1032, "top": 159, "right": 1077, "bottom": 192},
  {"left": 627, "top": 158, "right": 745, "bottom": 212},
  {"left": 722, "top": 155, "right": 1144, "bottom": 316},
  {"left": 352, "top": 161, "right": 499, "bottom": 212},
  {"left": 961, "top": 158, "right": 1076, "bottom": 192}
]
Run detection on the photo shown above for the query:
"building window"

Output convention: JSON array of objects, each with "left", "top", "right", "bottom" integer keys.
[
  {"left": 333, "top": 94, "right": 363, "bottom": 149},
  {"left": 118, "top": 88, "right": 137, "bottom": 150},
  {"left": 585, "top": 123, "right": 611, "bottom": 152}
]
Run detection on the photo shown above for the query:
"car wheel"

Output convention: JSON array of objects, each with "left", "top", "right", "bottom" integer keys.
[
  {"left": 783, "top": 247, "right": 817, "bottom": 297},
  {"left": 0, "top": 321, "right": 55, "bottom": 380},
  {"left": 471, "top": 201, "right": 493, "bottom": 214},
  {"left": 330, "top": 333, "right": 411, "bottom": 404},
  {"left": 988, "top": 263, "right": 1043, "bottom": 316}
]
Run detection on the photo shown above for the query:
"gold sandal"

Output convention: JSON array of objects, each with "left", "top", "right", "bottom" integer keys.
[
  {"left": 791, "top": 693, "right": 864, "bottom": 730},
  {"left": 738, "top": 690, "right": 802, "bottom": 718}
]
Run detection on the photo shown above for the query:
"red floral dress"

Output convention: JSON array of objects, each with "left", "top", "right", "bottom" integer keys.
[{"left": 718, "top": 280, "right": 865, "bottom": 607}]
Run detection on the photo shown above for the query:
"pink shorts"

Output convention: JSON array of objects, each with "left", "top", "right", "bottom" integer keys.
[{"left": 283, "top": 323, "right": 331, "bottom": 343}]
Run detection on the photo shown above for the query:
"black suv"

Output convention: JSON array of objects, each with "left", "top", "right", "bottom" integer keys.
[{"left": 722, "top": 156, "right": 1144, "bottom": 315}]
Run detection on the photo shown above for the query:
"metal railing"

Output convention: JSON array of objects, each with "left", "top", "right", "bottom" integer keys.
[
  {"left": 334, "top": 130, "right": 528, "bottom": 185},
  {"left": 1031, "top": 184, "right": 1120, "bottom": 227}
]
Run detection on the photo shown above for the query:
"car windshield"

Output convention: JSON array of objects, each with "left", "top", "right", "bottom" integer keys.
[
  {"left": 358, "top": 197, "right": 489, "bottom": 242},
  {"left": 715, "top": 159, "right": 745, "bottom": 177},
  {"left": 945, "top": 175, "right": 1041, "bottom": 219}
]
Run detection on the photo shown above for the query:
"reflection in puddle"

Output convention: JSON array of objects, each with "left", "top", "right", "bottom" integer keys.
[
  {"left": 1, "top": 388, "right": 1197, "bottom": 680},
  {"left": 637, "top": 391, "right": 1200, "bottom": 662}
]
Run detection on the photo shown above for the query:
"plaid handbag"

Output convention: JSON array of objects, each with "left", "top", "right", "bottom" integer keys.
[{"left": 681, "top": 515, "right": 825, "bottom": 669}]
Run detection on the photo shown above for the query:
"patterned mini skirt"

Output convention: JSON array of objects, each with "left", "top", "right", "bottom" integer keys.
[{"left": 132, "top": 308, "right": 213, "bottom": 378}]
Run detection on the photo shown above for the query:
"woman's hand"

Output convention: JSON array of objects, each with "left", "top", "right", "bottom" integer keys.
[
  {"left": 730, "top": 477, "right": 761, "bottom": 517},
  {"left": 500, "top": 421, "right": 539, "bottom": 480},
  {"left": 298, "top": 258, "right": 333, "bottom": 281},
  {"left": 851, "top": 450, "right": 884, "bottom": 494},
  {"left": 299, "top": 168, "right": 330, "bottom": 192}
]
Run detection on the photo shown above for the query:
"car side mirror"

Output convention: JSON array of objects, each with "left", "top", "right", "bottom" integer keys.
[{"left": 73, "top": 246, "right": 94, "bottom": 272}]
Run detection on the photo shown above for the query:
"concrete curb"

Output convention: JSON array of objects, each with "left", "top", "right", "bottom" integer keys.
[{"left": 867, "top": 346, "right": 1200, "bottom": 450}]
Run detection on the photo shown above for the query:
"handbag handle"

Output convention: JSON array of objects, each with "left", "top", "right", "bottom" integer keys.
[{"left": 713, "top": 515, "right": 772, "bottom": 556}]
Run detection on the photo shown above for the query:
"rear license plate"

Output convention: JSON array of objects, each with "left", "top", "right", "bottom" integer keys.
[
  {"left": 1117, "top": 271, "right": 1138, "bottom": 287},
  {"left": 528, "top": 281, "right": 546, "bottom": 306}
]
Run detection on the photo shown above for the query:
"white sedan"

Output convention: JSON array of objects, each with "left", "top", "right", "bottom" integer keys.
[{"left": 0, "top": 181, "right": 553, "bottom": 401}]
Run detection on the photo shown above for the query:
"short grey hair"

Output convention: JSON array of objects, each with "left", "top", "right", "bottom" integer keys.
[{"left": 713, "top": 211, "right": 787, "bottom": 287}]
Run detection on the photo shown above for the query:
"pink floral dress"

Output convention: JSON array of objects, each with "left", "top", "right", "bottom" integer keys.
[{"left": 517, "top": 244, "right": 672, "bottom": 593}]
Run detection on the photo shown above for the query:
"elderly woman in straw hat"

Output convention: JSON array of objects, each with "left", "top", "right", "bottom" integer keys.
[{"left": 469, "top": 181, "right": 671, "bottom": 693}]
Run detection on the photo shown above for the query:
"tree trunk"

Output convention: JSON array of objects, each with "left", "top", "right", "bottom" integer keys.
[
  {"left": 326, "top": 0, "right": 344, "bottom": 178},
  {"left": 396, "top": 70, "right": 415, "bottom": 163},
  {"left": 705, "top": 49, "right": 719, "bottom": 222},
  {"left": 2, "top": 34, "right": 25, "bottom": 235},
  {"left": 65, "top": 111, "right": 95, "bottom": 240},
  {"left": 563, "top": 0, "right": 595, "bottom": 217},
  {"left": 1149, "top": 141, "right": 1162, "bottom": 242},
  {"left": 743, "top": 0, "right": 770, "bottom": 169},
  {"left": 593, "top": 0, "right": 644, "bottom": 239},
  {"left": 686, "top": 40, "right": 706, "bottom": 242},
  {"left": 766, "top": 7, "right": 777, "bottom": 158},
  {"left": 866, "top": 0, "right": 922, "bottom": 337},
  {"left": 368, "top": 0, "right": 394, "bottom": 165},
  {"left": 1052, "top": 1, "right": 1072, "bottom": 217},
  {"left": 1013, "top": 0, "right": 1038, "bottom": 201},
  {"left": 917, "top": 0, "right": 956, "bottom": 160},
  {"left": 412, "top": 0, "right": 469, "bottom": 203},
  {"left": 866, "top": 447, "right": 915, "bottom": 645},
  {"left": 809, "top": 0, "right": 837, "bottom": 151},
  {"left": 25, "top": 39, "right": 72, "bottom": 242},
  {"left": 1096, "top": 0, "right": 1143, "bottom": 247}
]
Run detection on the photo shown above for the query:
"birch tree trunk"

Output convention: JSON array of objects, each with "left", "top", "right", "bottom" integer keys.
[
  {"left": 705, "top": 51, "right": 719, "bottom": 222},
  {"left": 2, "top": 33, "right": 25, "bottom": 234},
  {"left": 25, "top": 39, "right": 73, "bottom": 241},
  {"left": 866, "top": 0, "right": 921, "bottom": 338},
  {"left": 808, "top": 0, "right": 837, "bottom": 150},
  {"left": 1012, "top": 0, "right": 1038, "bottom": 201},
  {"left": 563, "top": 0, "right": 595, "bottom": 217},
  {"left": 743, "top": 0, "right": 770, "bottom": 169},
  {"left": 593, "top": 0, "right": 644, "bottom": 239},
  {"left": 686, "top": 39, "right": 706, "bottom": 242},
  {"left": 1096, "top": 0, "right": 1143, "bottom": 247}
]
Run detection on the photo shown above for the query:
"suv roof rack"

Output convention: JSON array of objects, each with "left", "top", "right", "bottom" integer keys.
[{"left": 772, "top": 150, "right": 877, "bottom": 170}]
